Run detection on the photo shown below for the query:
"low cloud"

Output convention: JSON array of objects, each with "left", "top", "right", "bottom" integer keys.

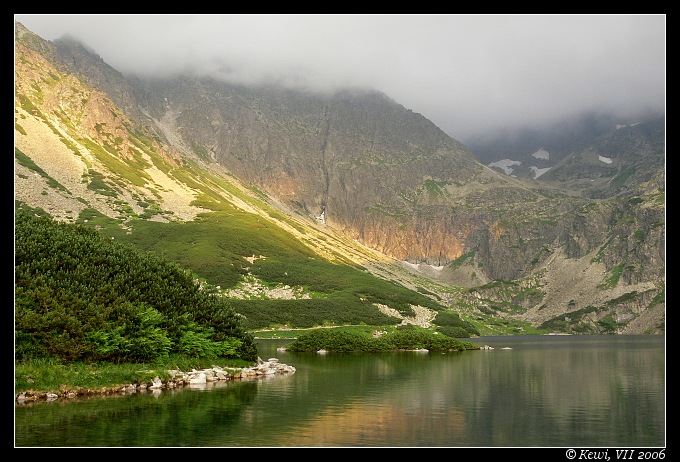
[{"left": 15, "top": 14, "right": 665, "bottom": 143}]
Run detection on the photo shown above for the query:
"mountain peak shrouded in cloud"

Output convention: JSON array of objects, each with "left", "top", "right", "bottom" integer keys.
[
  {"left": 14, "top": 14, "right": 665, "bottom": 144},
  {"left": 14, "top": 19, "right": 666, "bottom": 336}
]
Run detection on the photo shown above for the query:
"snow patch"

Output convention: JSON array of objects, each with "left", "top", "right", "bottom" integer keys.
[
  {"left": 401, "top": 261, "right": 444, "bottom": 272},
  {"left": 532, "top": 148, "right": 550, "bottom": 160},
  {"left": 402, "top": 261, "right": 420, "bottom": 271},
  {"left": 598, "top": 156, "right": 613, "bottom": 164},
  {"left": 530, "top": 166, "right": 551, "bottom": 179},
  {"left": 488, "top": 159, "right": 521, "bottom": 175}
]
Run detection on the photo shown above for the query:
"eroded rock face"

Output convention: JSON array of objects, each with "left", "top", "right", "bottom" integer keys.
[{"left": 127, "top": 76, "right": 663, "bottom": 287}]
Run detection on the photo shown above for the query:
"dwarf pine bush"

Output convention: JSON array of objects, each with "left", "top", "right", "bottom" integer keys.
[{"left": 14, "top": 207, "right": 256, "bottom": 363}]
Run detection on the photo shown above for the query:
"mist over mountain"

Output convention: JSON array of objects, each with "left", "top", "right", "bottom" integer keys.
[
  {"left": 14, "top": 21, "right": 665, "bottom": 335},
  {"left": 466, "top": 111, "right": 665, "bottom": 181}
]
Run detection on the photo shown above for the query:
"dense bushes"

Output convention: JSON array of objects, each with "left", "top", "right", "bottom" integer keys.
[
  {"left": 286, "top": 329, "right": 479, "bottom": 353},
  {"left": 437, "top": 326, "right": 473, "bottom": 338},
  {"left": 15, "top": 207, "right": 257, "bottom": 363},
  {"left": 287, "top": 330, "right": 386, "bottom": 352},
  {"left": 380, "top": 329, "right": 477, "bottom": 351},
  {"left": 434, "top": 310, "right": 480, "bottom": 338},
  {"left": 228, "top": 297, "right": 400, "bottom": 329}
]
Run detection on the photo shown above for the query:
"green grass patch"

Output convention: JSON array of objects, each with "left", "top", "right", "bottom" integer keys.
[
  {"left": 84, "top": 169, "right": 118, "bottom": 197},
  {"left": 253, "top": 324, "right": 389, "bottom": 339},
  {"left": 79, "top": 138, "right": 150, "bottom": 187},
  {"left": 599, "top": 262, "right": 624, "bottom": 289},
  {"left": 77, "top": 207, "right": 452, "bottom": 331},
  {"left": 539, "top": 305, "right": 601, "bottom": 333},
  {"left": 649, "top": 288, "right": 665, "bottom": 307},
  {"left": 190, "top": 140, "right": 213, "bottom": 162},
  {"left": 15, "top": 355, "right": 252, "bottom": 396},
  {"left": 448, "top": 252, "right": 475, "bottom": 270},
  {"left": 610, "top": 166, "right": 637, "bottom": 189}
]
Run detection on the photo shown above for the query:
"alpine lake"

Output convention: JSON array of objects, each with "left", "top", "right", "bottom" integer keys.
[{"left": 14, "top": 334, "right": 665, "bottom": 448}]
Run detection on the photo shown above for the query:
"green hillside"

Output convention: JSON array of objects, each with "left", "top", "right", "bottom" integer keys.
[
  {"left": 17, "top": 200, "right": 480, "bottom": 337},
  {"left": 15, "top": 198, "right": 482, "bottom": 358},
  {"left": 15, "top": 205, "right": 257, "bottom": 364},
  {"left": 14, "top": 202, "right": 482, "bottom": 394}
]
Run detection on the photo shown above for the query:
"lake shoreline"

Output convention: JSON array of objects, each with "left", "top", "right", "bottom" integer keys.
[{"left": 15, "top": 357, "right": 296, "bottom": 405}]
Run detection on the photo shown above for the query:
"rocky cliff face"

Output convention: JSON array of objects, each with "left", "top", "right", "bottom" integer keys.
[
  {"left": 15, "top": 22, "right": 665, "bottom": 334},
  {"left": 128, "top": 75, "right": 572, "bottom": 276}
]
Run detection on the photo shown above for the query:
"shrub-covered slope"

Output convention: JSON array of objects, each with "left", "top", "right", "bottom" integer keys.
[{"left": 15, "top": 206, "right": 257, "bottom": 363}]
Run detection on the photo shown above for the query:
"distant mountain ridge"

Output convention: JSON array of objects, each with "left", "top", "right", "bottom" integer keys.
[
  {"left": 467, "top": 112, "right": 665, "bottom": 191},
  {"left": 537, "top": 117, "right": 665, "bottom": 198},
  {"left": 15, "top": 21, "right": 665, "bottom": 335}
]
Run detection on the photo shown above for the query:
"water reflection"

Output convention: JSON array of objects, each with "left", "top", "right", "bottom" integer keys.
[{"left": 15, "top": 335, "right": 665, "bottom": 447}]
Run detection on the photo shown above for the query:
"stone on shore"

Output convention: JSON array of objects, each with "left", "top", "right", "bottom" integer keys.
[{"left": 16, "top": 357, "right": 296, "bottom": 404}]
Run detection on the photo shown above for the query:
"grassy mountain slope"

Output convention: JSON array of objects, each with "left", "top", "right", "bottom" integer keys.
[
  {"left": 14, "top": 22, "right": 485, "bottom": 337},
  {"left": 14, "top": 22, "right": 664, "bottom": 335}
]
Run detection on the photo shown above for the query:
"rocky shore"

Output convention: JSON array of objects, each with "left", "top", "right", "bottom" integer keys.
[{"left": 15, "top": 357, "right": 295, "bottom": 405}]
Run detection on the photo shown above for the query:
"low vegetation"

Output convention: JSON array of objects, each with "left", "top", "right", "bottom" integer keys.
[
  {"left": 14, "top": 203, "right": 481, "bottom": 396},
  {"left": 15, "top": 206, "right": 258, "bottom": 366},
  {"left": 15, "top": 355, "right": 251, "bottom": 395},
  {"left": 74, "top": 204, "right": 478, "bottom": 336},
  {"left": 286, "top": 327, "right": 479, "bottom": 353}
]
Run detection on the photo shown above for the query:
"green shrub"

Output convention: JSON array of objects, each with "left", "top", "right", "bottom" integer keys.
[
  {"left": 287, "top": 328, "right": 477, "bottom": 353},
  {"left": 433, "top": 310, "right": 480, "bottom": 337},
  {"left": 437, "top": 326, "right": 471, "bottom": 338},
  {"left": 14, "top": 207, "right": 256, "bottom": 364},
  {"left": 178, "top": 316, "right": 242, "bottom": 358}
]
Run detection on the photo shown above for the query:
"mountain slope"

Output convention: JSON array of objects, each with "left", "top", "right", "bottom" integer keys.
[
  {"left": 537, "top": 116, "right": 666, "bottom": 198},
  {"left": 467, "top": 111, "right": 665, "bottom": 186},
  {"left": 15, "top": 22, "right": 482, "bottom": 336},
  {"left": 15, "top": 22, "right": 665, "bottom": 335}
]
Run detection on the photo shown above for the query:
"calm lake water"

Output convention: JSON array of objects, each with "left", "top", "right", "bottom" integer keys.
[{"left": 14, "top": 335, "right": 665, "bottom": 448}]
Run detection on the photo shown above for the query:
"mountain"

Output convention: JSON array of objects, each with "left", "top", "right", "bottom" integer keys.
[
  {"left": 466, "top": 112, "right": 635, "bottom": 167},
  {"left": 14, "top": 22, "right": 665, "bottom": 335},
  {"left": 466, "top": 112, "right": 665, "bottom": 191},
  {"left": 536, "top": 117, "right": 665, "bottom": 199}
]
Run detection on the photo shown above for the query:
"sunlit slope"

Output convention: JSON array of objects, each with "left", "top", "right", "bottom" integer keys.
[
  {"left": 15, "top": 26, "right": 483, "bottom": 335},
  {"left": 15, "top": 21, "right": 664, "bottom": 335}
]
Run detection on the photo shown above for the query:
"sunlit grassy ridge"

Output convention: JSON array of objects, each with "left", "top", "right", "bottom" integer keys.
[{"left": 78, "top": 203, "right": 478, "bottom": 334}]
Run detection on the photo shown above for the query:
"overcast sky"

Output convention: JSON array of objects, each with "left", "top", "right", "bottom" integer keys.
[{"left": 15, "top": 14, "right": 666, "bottom": 144}]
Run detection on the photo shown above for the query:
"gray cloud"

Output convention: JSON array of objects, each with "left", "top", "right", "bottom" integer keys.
[{"left": 14, "top": 14, "right": 665, "bottom": 144}]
